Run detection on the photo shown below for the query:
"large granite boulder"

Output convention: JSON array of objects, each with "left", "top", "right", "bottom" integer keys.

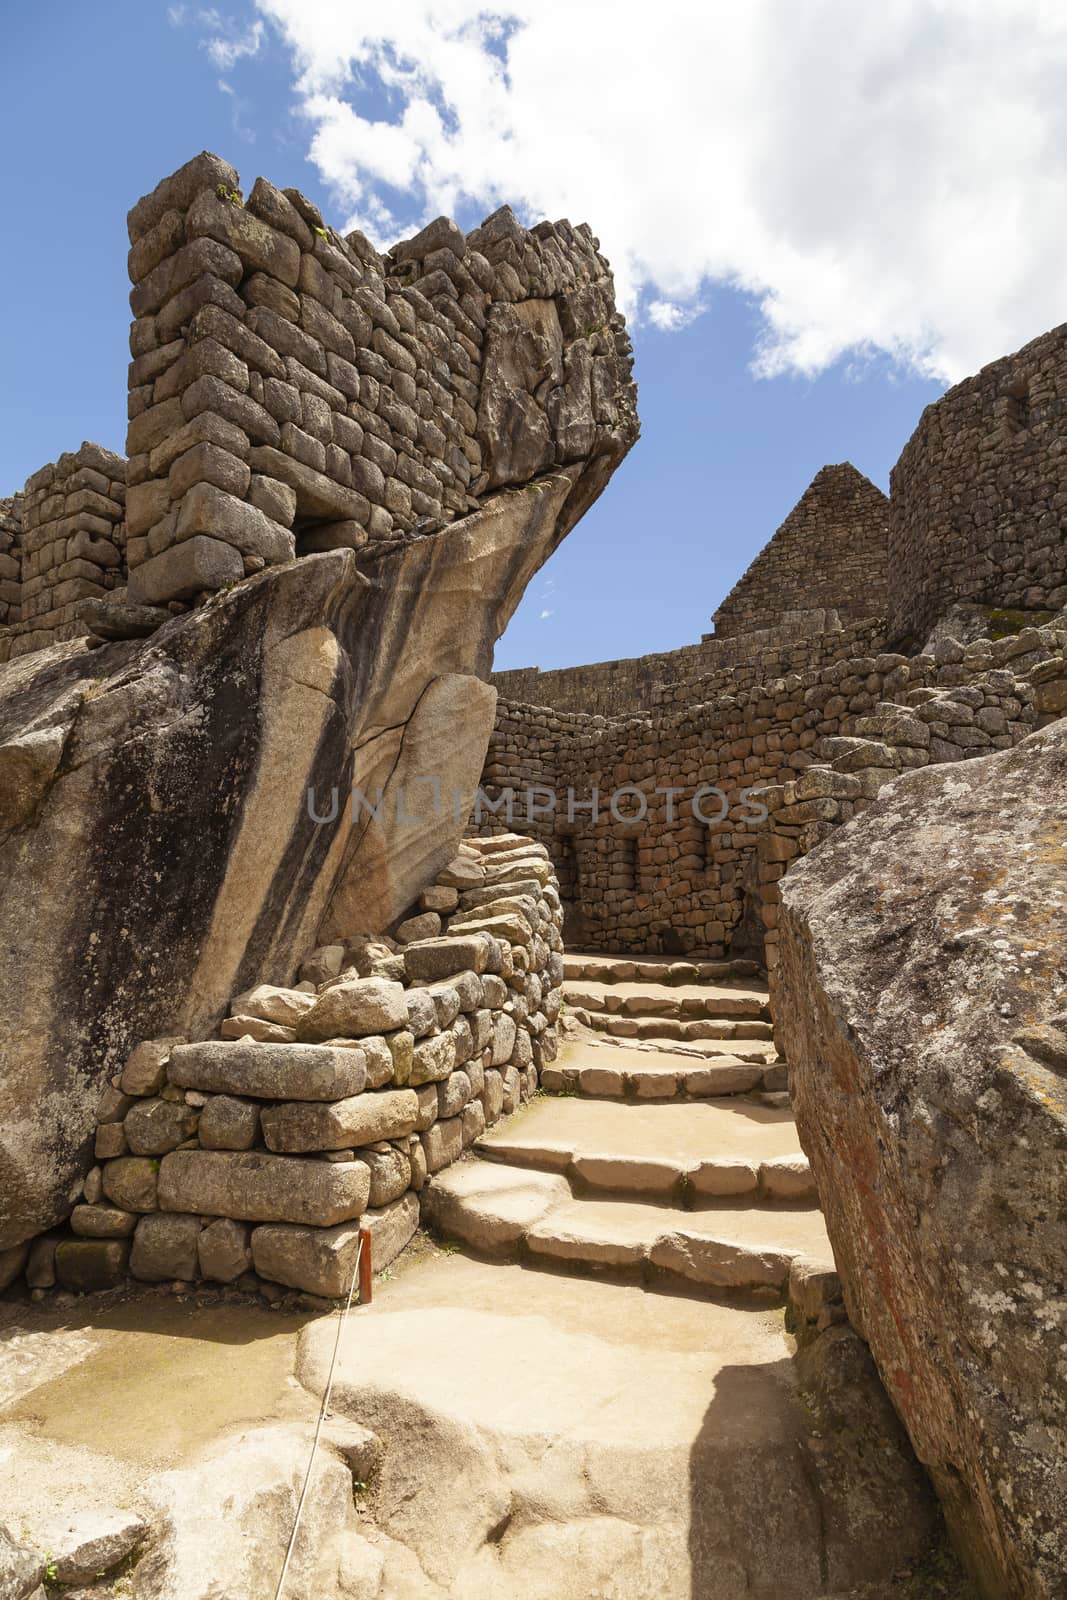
[
  {"left": 0, "top": 416, "right": 636, "bottom": 1251},
  {"left": 778, "top": 719, "right": 1067, "bottom": 1599}
]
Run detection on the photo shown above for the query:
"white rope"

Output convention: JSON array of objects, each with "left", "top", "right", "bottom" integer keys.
[{"left": 273, "top": 1234, "right": 363, "bottom": 1600}]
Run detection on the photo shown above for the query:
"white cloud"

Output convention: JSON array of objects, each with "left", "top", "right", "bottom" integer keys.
[
  {"left": 253, "top": 0, "right": 1067, "bottom": 382},
  {"left": 539, "top": 609, "right": 555, "bottom": 620},
  {"left": 202, "top": 17, "right": 265, "bottom": 69},
  {"left": 648, "top": 300, "right": 706, "bottom": 333}
]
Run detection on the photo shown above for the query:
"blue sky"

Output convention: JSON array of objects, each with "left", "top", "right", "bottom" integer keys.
[{"left": 4, "top": 2, "right": 1061, "bottom": 670}]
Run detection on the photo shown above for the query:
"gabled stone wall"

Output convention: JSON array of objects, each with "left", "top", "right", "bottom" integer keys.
[
  {"left": 711, "top": 463, "right": 890, "bottom": 638},
  {"left": 889, "top": 319, "right": 1067, "bottom": 645}
]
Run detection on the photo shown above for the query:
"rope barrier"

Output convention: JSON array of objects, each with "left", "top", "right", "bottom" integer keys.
[{"left": 273, "top": 1231, "right": 366, "bottom": 1600}]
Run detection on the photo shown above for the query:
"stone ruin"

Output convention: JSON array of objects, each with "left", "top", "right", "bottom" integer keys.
[
  {"left": 478, "top": 320, "right": 1067, "bottom": 1598},
  {"left": 0, "top": 149, "right": 637, "bottom": 1276},
  {"left": 0, "top": 147, "right": 1065, "bottom": 1600}
]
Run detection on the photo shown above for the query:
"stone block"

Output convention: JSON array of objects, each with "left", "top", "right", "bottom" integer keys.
[
  {"left": 297, "top": 978, "right": 409, "bottom": 1042},
  {"left": 169, "top": 1040, "right": 367, "bottom": 1100},
  {"left": 124, "top": 1096, "right": 199, "bottom": 1155},
  {"left": 120, "top": 1036, "right": 184, "bottom": 1096},
  {"left": 231, "top": 983, "right": 316, "bottom": 1028},
  {"left": 54, "top": 1239, "right": 130, "bottom": 1292},
  {"left": 101, "top": 1156, "right": 159, "bottom": 1212},
  {"left": 437, "top": 1069, "right": 472, "bottom": 1119},
  {"left": 158, "top": 1149, "right": 371, "bottom": 1226},
  {"left": 403, "top": 935, "right": 490, "bottom": 981},
  {"left": 198, "top": 1216, "right": 253, "bottom": 1282},
  {"left": 198, "top": 1094, "right": 260, "bottom": 1150},
  {"left": 410, "top": 1031, "right": 456, "bottom": 1085},
  {"left": 362, "top": 1191, "right": 419, "bottom": 1269},
  {"left": 126, "top": 534, "right": 244, "bottom": 604},
  {"left": 252, "top": 1221, "right": 362, "bottom": 1297},
  {"left": 32, "top": 1507, "right": 146, "bottom": 1586},
  {"left": 361, "top": 1145, "right": 411, "bottom": 1206},
  {"left": 175, "top": 482, "right": 295, "bottom": 564},
  {"left": 70, "top": 1204, "right": 138, "bottom": 1238},
  {"left": 260, "top": 1089, "right": 419, "bottom": 1153},
  {"left": 421, "top": 1116, "right": 464, "bottom": 1174},
  {"left": 130, "top": 1212, "right": 203, "bottom": 1281}
]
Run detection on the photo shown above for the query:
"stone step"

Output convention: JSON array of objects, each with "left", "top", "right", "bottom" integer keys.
[
  {"left": 564, "top": 977, "right": 770, "bottom": 1022},
  {"left": 562, "top": 953, "right": 764, "bottom": 986},
  {"left": 422, "top": 1160, "right": 832, "bottom": 1296},
  {"left": 545, "top": 1041, "right": 784, "bottom": 1101},
  {"left": 474, "top": 1094, "right": 817, "bottom": 1205},
  {"left": 571, "top": 1009, "right": 775, "bottom": 1043}
]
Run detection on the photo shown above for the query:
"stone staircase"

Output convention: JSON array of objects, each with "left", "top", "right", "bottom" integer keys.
[{"left": 423, "top": 953, "right": 832, "bottom": 1298}]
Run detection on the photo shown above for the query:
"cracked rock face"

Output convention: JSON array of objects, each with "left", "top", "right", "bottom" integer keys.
[
  {"left": 778, "top": 719, "right": 1067, "bottom": 1600},
  {"left": 0, "top": 335, "right": 636, "bottom": 1247}
]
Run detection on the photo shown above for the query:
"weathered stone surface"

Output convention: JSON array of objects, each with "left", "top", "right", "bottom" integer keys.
[
  {"left": 0, "top": 1524, "right": 45, "bottom": 1599},
  {"left": 297, "top": 978, "right": 408, "bottom": 1041},
  {"left": 403, "top": 935, "right": 491, "bottom": 982},
  {"left": 251, "top": 1221, "right": 362, "bottom": 1297},
  {"left": 361, "top": 1144, "right": 411, "bottom": 1207},
  {"left": 123, "top": 1096, "right": 199, "bottom": 1155},
  {"left": 197, "top": 1093, "right": 260, "bottom": 1150},
  {"left": 69, "top": 1203, "right": 137, "bottom": 1238},
  {"left": 53, "top": 1239, "right": 130, "bottom": 1292},
  {"left": 197, "top": 1216, "right": 252, "bottom": 1281},
  {"left": 169, "top": 1041, "right": 366, "bottom": 1100},
  {"left": 421, "top": 1116, "right": 464, "bottom": 1174},
  {"left": 130, "top": 1211, "right": 204, "bottom": 1281},
  {"left": 779, "top": 720, "right": 1067, "bottom": 1600},
  {"left": 362, "top": 1191, "right": 419, "bottom": 1269},
  {"left": 101, "top": 1156, "right": 158, "bottom": 1213},
  {"left": 230, "top": 983, "right": 315, "bottom": 1028},
  {"left": 158, "top": 1148, "right": 370, "bottom": 1225},
  {"left": 260, "top": 1089, "right": 418, "bottom": 1153},
  {"left": 409, "top": 1031, "right": 456, "bottom": 1085},
  {"left": 29, "top": 1508, "right": 146, "bottom": 1586},
  {"left": 120, "top": 1037, "right": 184, "bottom": 1096},
  {"left": 127, "top": 535, "right": 244, "bottom": 605}
]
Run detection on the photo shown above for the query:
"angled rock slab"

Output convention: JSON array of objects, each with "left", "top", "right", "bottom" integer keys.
[{"left": 779, "top": 719, "right": 1067, "bottom": 1599}]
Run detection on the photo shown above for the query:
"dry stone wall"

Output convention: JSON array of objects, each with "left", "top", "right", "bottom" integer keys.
[
  {"left": 478, "top": 617, "right": 1063, "bottom": 960},
  {"left": 122, "top": 151, "right": 635, "bottom": 606},
  {"left": 0, "top": 444, "right": 127, "bottom": 660},
  {"left": 711, "top": 463, "right": 889, "bottom": 638},
  {"left": 754, "top": 618, "right": 1066, "bottom": 1005},
  {"left": 16, "top": 834, "right": 563, "bottom": 1300},
  {"left": 889, "top": 319, "right": 1067, "bottom": 645},
  {"left": 491, "top": 612, "right": 885, "bottom": 718}
]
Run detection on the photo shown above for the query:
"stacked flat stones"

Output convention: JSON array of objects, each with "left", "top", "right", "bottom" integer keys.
[
  {"left": 711, "top": 464, "right": 891, "bottom": 639},
  {"left": 890, "top": 319, "right": 1067, "bottom": 642},
  {"left": 478, "top": 614, "right": 1066, "bottom": 961},
  {"left": 25, "top": 835, "right": 563, "bottom": 1301},
  {"left": 0, "top": 444, "right": 126, "bottom": 661},
  {"left": 0, "top": 496, "right": 18, "bottom": 636},
  {"left": 491, "top": 615, "right": 885, "bottom": 719},
  {"left": 755, "top": 617, "right": 1067, "bottom": 1005},
  {"left": 120, "top": 150, "right": 635, "bottom": 606}
]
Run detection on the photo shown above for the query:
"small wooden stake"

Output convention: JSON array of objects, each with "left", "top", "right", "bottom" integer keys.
[{"left": 358, "top": 1227, "right": 373, "bottom": 1304}]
